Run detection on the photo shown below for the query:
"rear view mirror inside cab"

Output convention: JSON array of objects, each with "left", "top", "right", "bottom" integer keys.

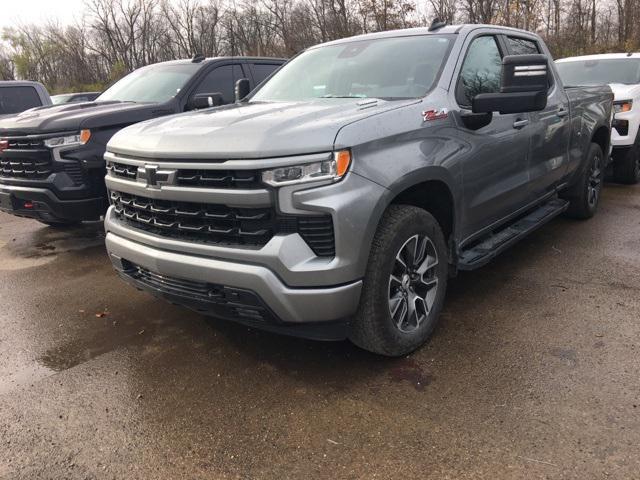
[{"left": 473, "top": 54, "right": 549, "bottom": 114}]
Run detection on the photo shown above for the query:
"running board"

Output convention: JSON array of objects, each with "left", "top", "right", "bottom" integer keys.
[{"left": 457, "top": 198, "right": 569, "bottom": 271}]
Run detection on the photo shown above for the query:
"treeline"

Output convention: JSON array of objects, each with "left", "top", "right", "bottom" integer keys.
[{"left": 1, "top": 0, "right": 638, "bottom": 93}]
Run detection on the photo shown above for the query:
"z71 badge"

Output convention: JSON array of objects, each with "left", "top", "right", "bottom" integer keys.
[{"left": 422, "top": 108, "right": 448, "bottom": 122}]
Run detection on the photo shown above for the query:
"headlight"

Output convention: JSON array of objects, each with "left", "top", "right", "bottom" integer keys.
[
  {"left": 262, "top": 150, "right": 351, "bottom": 186},
  {"left": 44, "top": 129, "right": 91, "bottom": 148},
  {"left": 613, "top": 100, "right": 633, "bottom": 114}
]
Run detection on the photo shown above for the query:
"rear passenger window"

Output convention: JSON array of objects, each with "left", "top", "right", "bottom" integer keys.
[
  {"left": 506, "top": 37, "right": 540, "bottom": 55},
  {"left": 0, "top": 86, "right": 42, "bottom": 114},
  {"left": 252, "top": 64, "right": 281, "bottom": 85},
  {"left": 456, "top": 36, "right": 502, "bottom": 107}
]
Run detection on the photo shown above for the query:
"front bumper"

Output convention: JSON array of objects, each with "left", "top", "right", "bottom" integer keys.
[
  {"left": 106, "top": 231, "right": 362, "bottom": 339},
  {"left": 611, "top": 110, "right": 639, "bottom": 147},
  {"left": 0, "top": 184, "right": 106, "bottom": 222}
]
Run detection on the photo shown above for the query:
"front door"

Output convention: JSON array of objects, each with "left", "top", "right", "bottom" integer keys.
[{"left": 454, "top": 34, "right": 533, "bottom": 239}]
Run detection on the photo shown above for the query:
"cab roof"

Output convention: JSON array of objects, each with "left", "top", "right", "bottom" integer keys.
[{"left": 317, "top": 24, "right": 540, "bottom": 48}]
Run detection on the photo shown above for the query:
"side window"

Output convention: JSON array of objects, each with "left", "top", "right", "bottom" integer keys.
[
  {"left": 506, "top": 37, "right": 540, "bottom": 55},
  {"left": 194, "top": 64, "right": 244, "bottom": 104},
  {"left": 252, "top": 64, "right": 281, "bottom": 85},
  {"left": 456, "top": 36, "right": 502, "bottom": 107},
  {"left": 0, "top": 86, "right": 42, "bottom": 114}
]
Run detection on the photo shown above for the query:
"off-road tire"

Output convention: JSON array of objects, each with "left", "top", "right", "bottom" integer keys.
[
  {"left": 612, "top": 142, "right": 640, "bottom": 185},
  {"left": 563, "top": 143, "right": 604, "bottom": 220},
  {"left": 349, "top": 205, "right": 449, "bottom": 357}
]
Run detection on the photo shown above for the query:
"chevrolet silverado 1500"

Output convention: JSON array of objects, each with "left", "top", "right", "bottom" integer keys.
[
  {"left": 103, "top": 23, "right": 613, "bottom": 356},
  {"left": 0, "top": 56, "right": 284, "bottom": 226}
]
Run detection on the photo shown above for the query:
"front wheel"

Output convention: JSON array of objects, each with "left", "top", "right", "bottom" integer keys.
[
  {"left": 349, "top": 205, "right": 449, "bottom": 357},
  {"left": 563, "top": 143, "right": 604, "bottom": 220}
]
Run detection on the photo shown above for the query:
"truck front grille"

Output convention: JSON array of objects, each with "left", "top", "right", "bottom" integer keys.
[
  {"left": 7, "top": 139, "right": 45, "bottom": 149},
  {"left": 111, "top": 191, "right": 277, "bottom": 247},
  {"left": 107, "top": 161, "right": 261, "bottom": 189},
  {"left": 0, "top": 158, "right": 53, "bottom": 179},
  {"left": 110, "top": 190, "right": 335, "bottom": 256},
  {"left": 122, "top": 262, "right": 277, "bottom": 323},
  {"left": 0, "top": 137, "right": 53, "bottom": 180}
]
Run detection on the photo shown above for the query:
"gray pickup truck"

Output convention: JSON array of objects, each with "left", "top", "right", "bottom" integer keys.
[{"left": 103, "top": 23, "right": 613, "bottom": 356}]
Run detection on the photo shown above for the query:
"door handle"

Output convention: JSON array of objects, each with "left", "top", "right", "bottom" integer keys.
[
  {"left": 513, "top": 119, "right": 529, "bottom": 129},
  {"left": 557, "top": 106, "right": 569, "bottom": 117}
]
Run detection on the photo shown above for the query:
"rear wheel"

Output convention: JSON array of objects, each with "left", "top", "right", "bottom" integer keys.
[
  {"left": 349, "top": 205, "right": 449, "bottom": 357},
  {"left": 564, "top": 143, "right": 604, "bottom": 220},
  {"left": 612, "top": 143, "right": 640, "bottom": 184}
]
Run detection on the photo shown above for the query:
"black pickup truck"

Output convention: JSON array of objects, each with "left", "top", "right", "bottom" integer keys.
[{"left": 0, "top": 56, "right": 284, "bottom": 226}]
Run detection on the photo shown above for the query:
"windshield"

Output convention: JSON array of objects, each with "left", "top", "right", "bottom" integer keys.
[
  {"left": 252, "top": 35, "right": 454, "bottom": 102},
  {"left": 51, "top": 94, "right": 73, "bottom": 105},
  {"left": 556, "top": 59, "right": 640, "bottom": 86},
  {"left": 97, "top": 63, "right": 200, "bottom": 103}
]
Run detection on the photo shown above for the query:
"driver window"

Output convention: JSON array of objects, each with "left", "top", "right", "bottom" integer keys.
[
  {"left": 456, "top": 36, "right": 502, "bottom": 107},
  {"left": 194, "top": 64, "right": 243, "bottom": 104}
]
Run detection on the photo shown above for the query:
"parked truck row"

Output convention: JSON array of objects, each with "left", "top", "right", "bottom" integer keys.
[{"left": 0, "top": 23, "right": 624, "bottom": 356}]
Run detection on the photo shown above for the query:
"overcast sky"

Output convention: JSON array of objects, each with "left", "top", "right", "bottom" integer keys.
[{"left": 1, "top": 0, "right": 90, "bottom": 31}]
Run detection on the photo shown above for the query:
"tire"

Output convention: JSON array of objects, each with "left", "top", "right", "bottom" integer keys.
[
  {"left": 349, "top": 205, "right": 449, "bottom": 357},
  {"left": 563, "top": 143, "right": 604, "bottom": 220},
  {"left": 612, "top": 142, "right": 640, "bottom": 185}
]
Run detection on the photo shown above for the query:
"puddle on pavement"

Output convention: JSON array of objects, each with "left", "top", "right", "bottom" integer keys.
[
  {"left": 0, "top": 221, "right": 105, "bottom": 271},
  {"left": 388, "top": 357, "right": 435, "bottom": 391}
]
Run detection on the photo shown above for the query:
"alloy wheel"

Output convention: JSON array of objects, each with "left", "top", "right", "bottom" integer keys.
[
  {"left": 388, "top": 234, "right": 440, "bottom": 333},
  {"left": 587, "top": 154, "right": 603, "bottom": 208}
]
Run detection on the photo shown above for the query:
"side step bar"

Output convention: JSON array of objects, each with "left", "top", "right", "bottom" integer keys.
[{"left": 457, "top": 198, "right": 569, "bottom": 271}]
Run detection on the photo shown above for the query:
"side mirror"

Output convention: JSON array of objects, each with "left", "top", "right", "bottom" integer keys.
[
  {"left": 188, "top": 92, "right": 224, "bottom": 110},
  {"left": 473, "top": 54, "right": 549, "bottom": 114},
  {"left": 235, "top": 78, "right": 251, "bottom": 102}
]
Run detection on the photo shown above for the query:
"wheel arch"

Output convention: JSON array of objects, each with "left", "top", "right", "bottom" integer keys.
[
  {"left": 376, "top": 168, "right": 460, "bottom": 257},
  {"left": 591, "top": 124, "right": 611, "bottom": 156}
]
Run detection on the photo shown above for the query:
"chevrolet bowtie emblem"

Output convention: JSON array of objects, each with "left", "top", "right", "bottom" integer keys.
[{"left": 137, "top": 165, "right": 176, "bottom": 188}]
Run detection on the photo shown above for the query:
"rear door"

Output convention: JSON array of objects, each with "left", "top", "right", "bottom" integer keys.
[
  {"left": 453, "top": 33, "right": 533, "bottom": 238},
  {"left": 503, "top": 35, "right": 571, "bottom": 200},
  {"left": 248, "top": 62, "right": 283, "bottom": 89}
]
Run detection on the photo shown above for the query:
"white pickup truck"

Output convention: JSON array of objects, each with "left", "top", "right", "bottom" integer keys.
[{"left": 556, "top": 53, "right": 640, "bottom": 184}]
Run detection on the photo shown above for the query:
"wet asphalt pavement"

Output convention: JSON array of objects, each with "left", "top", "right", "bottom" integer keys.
[{"left": 0, "top": 184, "right": 639, "bottom": 479}]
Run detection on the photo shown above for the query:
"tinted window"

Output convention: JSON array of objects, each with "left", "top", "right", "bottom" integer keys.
[
  {"left": 252, "top": 35, "right": 454, "bottom": 102},
  {"left": 194, "top": 64, "right": 244, "bottom": 104},
  {"left": 507, "top": 37, "right": 539, "bottom": 55},
  {"left": 0, "top": 86, "right": 42, "bottom": 114},
  {"left": 556, "top": 59, "right": 640, "bottom": 86},
  {"left": 98, "top": 63, "right": 200, "bottom": 103},
  {"left": 252, "top": 64, "right": 280, "bottom": 84},
  {"left": 457, "top": 36, "right": 502, "bottom": 106}
]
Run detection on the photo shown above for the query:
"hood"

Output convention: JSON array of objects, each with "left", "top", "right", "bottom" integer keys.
[
  {"left": 108, "top": 98, "right": 418, "bottom": 159},
  {"left": 0, "top": 101, "right": 166, "bottom": 135},
  {"left": 608, "top": 83, "right": 640, "bottom": 102}
]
